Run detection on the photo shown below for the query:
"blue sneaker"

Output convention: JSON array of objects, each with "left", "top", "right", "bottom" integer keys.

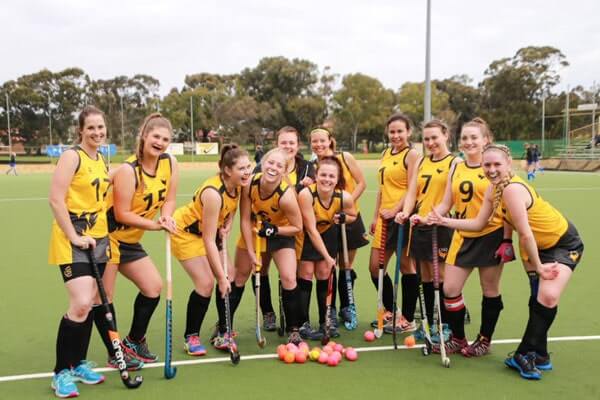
[
  {"left": 534, "top": 353, "right": 553, "bottom": 371},
  {"left": 430, "top": 323, "right": 451, "bottom": 344},
  {"left": 504, "top": 352, "right": 542, "bottom": 380},
  {"left": 184, "top": 335, "right": 207, "bottom": 356},
  {"left": 71, "top": 361, "right": 105, "bottom": 385},
  {"left": 51, "top": 369, "right": 79, "bottom": 398}
]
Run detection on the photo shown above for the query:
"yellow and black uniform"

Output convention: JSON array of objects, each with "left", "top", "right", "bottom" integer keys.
[
  {"left": 171, "top": 174, "right": 239, "bottom": 260},
  {"left": 237, "top": 173, "right": 295, "bottom": 253},
  {"left": 49, "top": 146, "right": 110, "bottom": 280},
  {"left": 411, "top": 154, "right": 455, "bottom": 262},
  {"left": 300, "top": 184, "right": 343, "bottom": 261},
  {"left": 446, "top": 162, "right": 504, "bottom": 268},
  {"left": 106, "top": 153, "right": 172, "bottom": 264},
  {"left": 319, "top": 152, "right": 368, "bottom": 250},
  {"left": 501, "top": 176, "right": 583, "bottom": 270},
  {"left": 374, "top": 146, "right": 412, "bottom": 250}
]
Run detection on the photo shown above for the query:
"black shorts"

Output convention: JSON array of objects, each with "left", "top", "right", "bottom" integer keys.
[
  {"left": 267, "top": 235, "right": 296, "bottom": 253},
  {"left": 380, "top": 220, "right": 410, "bottom": 252},
  {"left": 111, "top": 241, "right": 148, "bottom": 264},
  {"left": 539, "top": 221, "right": 584, "bottom": 270},
  {"left": 345, "top": 213, "right": 369, "bottom": 250},
  {"left": 59, "top": 262, "right": 106, "bottom": 283},
  {"left": 301, "top": 226, "right": 340, "bottom": 261},
  {"left": 410, "top": 225, "right": 453, "bottom": 262},
  {"left": 446, "top": 228, "right": 504, "bottom": 268}
]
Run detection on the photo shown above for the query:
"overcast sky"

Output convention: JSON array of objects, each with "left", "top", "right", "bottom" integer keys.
[{"left": 2, "top": 0, "right": 599, "bottom": 95}]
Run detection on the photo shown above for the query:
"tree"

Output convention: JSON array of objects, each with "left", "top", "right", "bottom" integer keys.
[
  {"left": 333, "top": 73, "right": 395, "bottom": 151},
  {"left": 397, "top": 82, "right": 453, "bottom": 131}
]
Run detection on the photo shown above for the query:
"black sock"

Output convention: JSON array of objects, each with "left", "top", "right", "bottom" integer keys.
[
  {"left": 55, "top": 315, "right": 88, "bottom": 373},
  {"left": 215, "top": 288, "right": 226, "bottom": 334},
  {"left": 281, "top": 286, "right": 301, "bottom": 331},
  {"left": 480, "top": 295, "right": 504, "bottom": 339},
  {"left": 331, "top": 269, "right": 338, "bottom": 309},
  {"left": 443, "top": 294, "right": 466, "bottom": 339},
  {"left": 423, "top": 282, "right": 434, "bottom": 323},
  {"left": 128, "top": 293, "right": 160, "bottom": 342},
  {"left": 516, "top": 300, "right": 557, "bottom": 356},
  {"left": 78, "top": 311, "right": 94, "bottom": 362},
  {"left": 298, "top": 278, "right": 313, "bottom": 324},
  {"left": 93, "top": 303, "right": 116, "bottom": 357},
  {"left": 527, "top": 271, "right": 539, "bottom": 307},
  {"left": 401, "top": 274, "right": 418, "bottom": 322},
  {"left": 338, "top": 269, "right": 357, "bottom": 309},
  {"left": 184, "top": 290, "right": 210, "bottom": 337},
  {"left": 382, "top": 274, "right": 394, "bottom": 312},
  {"left": 252, "top": 275, "right": 275, "bottom": 314},
  {"left": 316, "top": 279, "right": 329, "bottom": 325}
]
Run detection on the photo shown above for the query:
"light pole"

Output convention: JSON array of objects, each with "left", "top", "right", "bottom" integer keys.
[
  {"left": 424, "top": 0, "right": 432, "bottom": 124},
  {"left": 5, "top": 93, "right": 12, "bottom": 154},
  {"left": 120, "top": 93, "right": 125, "bottom": 150},
  {"left": 541, "top": 94, "right": 546, "bottom": 156},
  {"left": 48, "top": 93, "right": 53, "bottom": 146},
  {"left": 190, "top": 96, "right": 195, "bottom": 162}
]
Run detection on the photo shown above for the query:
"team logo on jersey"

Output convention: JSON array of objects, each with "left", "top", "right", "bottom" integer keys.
[
  {"left": 161, "top": 179, "right": 167, "bottom": 186},
  {"left": 63, "top": 266, "right": 73, "bottom": 279},
  {"left": 478, "top": 174, "right": 486, "bottom": 180},
  {"left": 393, "top": 161, "right": 399, "bottom": 166},
  {"left": 569, "top": 251, "right": 580, "bottom": 262},
  {"left": 70, "top": 211, "right": 98, "bottom": 234},
  {"left": 436, "top": 168, "right": 444, "bottom": 174}
]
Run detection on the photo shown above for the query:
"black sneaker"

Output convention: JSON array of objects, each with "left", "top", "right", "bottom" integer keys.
[
  {"left": 263, "top": 312, "right": 277, "bottom": 332},
  {"left": 107, "top": 352, "right": 144, "bottom": 371},
  {"left": 123, "top": 336, "right": 158, "bottom": 363},
  {"left": 299, "top": 322, "right": 324, "bottom": 341},
  {"left": 504, "top": 352, "right": 542, "bottom": 380},
  {"left": 533, "top": 352, "right": 553, "bottom": 371}
]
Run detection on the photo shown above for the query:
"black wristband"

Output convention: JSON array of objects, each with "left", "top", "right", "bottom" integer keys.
[{"left": 501, "top": 239, "right": 513, "bottom": 244}]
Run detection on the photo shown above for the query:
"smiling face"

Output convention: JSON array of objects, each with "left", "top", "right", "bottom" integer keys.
[
  {"left": 423, "top": 126, "right": 448, "bottom": 157},
  {"left": 224, "top": 155, "right": 252, "bottom": 187},
  {"left": 277, "top": 131, "right": 299, "bottom": 159},
  {"left": 143, "top": 127, "right": 172, "bottom": 158},
  {"left": 316, "top": 162, "right": 340, "bottom": 194},
  {"left": 482, "top": 148, "right": 511, "bottom": 185},
  {"left": 460, "top": 126, "right": 488, "bottom": 161},
  {"left": 79, "top": 114, "right": 106, "bottom": 150},
  {"left": 387, "top": 119, "right": 410, "bottom": 150},
  {"left": 310, "top": 130, "right": 333, "bottom": 158},
  {"left": 261, "top": 150, "right": 287, "bottom": 184}
]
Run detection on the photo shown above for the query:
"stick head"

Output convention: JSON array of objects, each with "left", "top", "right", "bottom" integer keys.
[
  {"left": 122, "top": 373, "right": 143, "bottom": 388},
  {"left": 230, "top": 351, "right": 241, "bottom": 365},
  {"left": 164, "top": 366, "right": 177, "bottom": 380}
]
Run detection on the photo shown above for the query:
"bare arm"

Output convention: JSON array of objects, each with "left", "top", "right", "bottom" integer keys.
[
  {"left": 430, "top": 185, "right": 494, "bottom": 231},
  {"left": 160, "top": 155, "right": 179, "bottom": 218},
  {"left": 298, "top": 189, "right": 335, "bottom": 266},
  {"left": 239, "top": 185, "right": 257, "bottom": 264},
  {"left": 343, "top": 152, "right": 366, "bottom": 203},
  {"left": 201, "top": 188, "right": 230, "bottom": 296},
  {"left": 113, "top": 165, "right": 163, "bottom": 231},
  {"left": 49, "top": 150, "right": 95, "bottom": 248},
  {"left": 433, "top": 161, "right": 459, "bottom": 216},
  {"left": 399, "top": 155, "right": 421, "bottom": 219},
  {"left": 339, "top": 190, "right": 357, "bottom": 224},
  {"left": 278, "top": 189, "right": 303, "bottom": 236}
]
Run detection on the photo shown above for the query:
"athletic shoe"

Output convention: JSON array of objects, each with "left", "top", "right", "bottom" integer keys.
[
  {"left": 209, "top": 322, "right": 239, "bottom": 342},
  {"left": 263, "top": 312, "right": 277, "bottom": 332},
  {"left": 184, "top": 335, "right": 207, "bottom": 356},
  {"left": 432, "top": 336, "right": 468, "bottom": 354},
  {"left": 339, "top": 307, "right": 353, "bottom": 324},
  {"left": 504, "top": 352, "right": 542, "bottom": 380},
  {"left": 299, "top": 322, "right": 324, "bottom": 341},
  {"left": 430, "top": 323, "right": 451, "bottom": 344},
  {"left": 320, "top": 307, "right": 340, "bottom": 338},
  {"left": 123, "top": 336, "right": 158, "bottom": 363},
  {"left": 461, "top": 334, "right": 491, "bottom": 357},
  {"left": 533, "top": 352, "right": 553, "bottom": 371},
  {"left": 211, "top": 332, "right": 237, "bottom": 351},
  {"left": 51, "top": 369, "right": 79, "bottom": 398},
  {"left": 370, "top": 311, "right": 393, "bottom": 328},
  {"left": 288, "top": 330, "right": 303, "bottom": 346},
  {"left": 383, "top": 315, "right": 417, "bottom": 334},
  {"left": 107, "top": 352, "right": 144, "bottom": 371},
  {"left": 71, "top": 361, "right": 105, "bottom": 385}
]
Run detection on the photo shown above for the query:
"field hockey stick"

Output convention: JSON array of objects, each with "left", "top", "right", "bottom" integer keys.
[
  {"left": 277, "top": 279, "right": 286, "bottom": 337},
  {"left": 374, "top": 217, "right": 387, "bottom": 338},
  {"left": 340, "top": 222, "right": 357, "bottom": 330},
  {"left": 321, "top": 264, "right": 335, "bottom": 345},
  {"left": 416, "top": 263, "right": 433, "bottom": 356},
  {"left": 163, "top": 234, "right": 176, "bottom": 379},
  {"left": 222, "top": 235, "right": 241, "bottom": 365},
  {"left": 392, "top": 223, "right": 404, "bottom": 349},
  {"left": 432, "top": 226, "right": 450, "bottom": 368},
  {"left": 88, "top": 250, "right": 143, "bottom": 388},
  {"left": 254, "top": 225, "right": 267, "bottom": 348}
]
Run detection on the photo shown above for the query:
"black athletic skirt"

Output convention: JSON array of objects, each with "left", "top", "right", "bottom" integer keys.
[
  {"left": 301, "top": 226, "right": 340, "bottom": 261},
  {"left": 345, "top": 213, "right": 369, "bottom": 250},
  {"left": 410, "top": 225, "right": 453, "bottom": 262},
  {"left": 538, "top": 221, "right": 584, "bottom": 270}
]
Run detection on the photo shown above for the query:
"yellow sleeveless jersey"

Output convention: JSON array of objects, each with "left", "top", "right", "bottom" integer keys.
[
  {"left": 106, "top": 153, "right": 172, "bottom": 243},
  {"left": 307, "top": 183, "right": 343, "bottom": 234},
  {"left": 174, "top": 174, "right": 239, "bottom": 236},
  {"left": 248, "top": 173, "right": 291, "bottom": 226},
  {"left": 415, "top": 154, "right": 455, "bottom": 217},
  {"left": 450, "top": 162, "right": 502, "bottom": 237},
  {"left": 48, "top": 147, "right": 110, "bottom": 265},
  {"left": 501, "top": 176, "right": 568, "bottom": 250},
  {"left": 378, "top": 146, "right": 411, "bottom": 209}
]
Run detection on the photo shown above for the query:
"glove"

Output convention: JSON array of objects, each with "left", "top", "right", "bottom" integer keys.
[
  {"left": 335, "top": 212, "right": 346, "bottom": 224},
  {"left": 258, "top": 221, "right": 278, "bottom": 238},
  {"left": 495, "top": 239, "right": 515, "bottom": 263}
]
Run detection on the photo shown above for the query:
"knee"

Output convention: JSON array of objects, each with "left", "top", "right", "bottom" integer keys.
[
  {"left": 143, "top": 280, "right": 163, "bottom": 298},
  {"left": 442, "top": 283, "right": 461, "bottom": 298},
  {"left": 280, "top": 275, "right": 296, "bottom": 290},
  {"left": 537, "top": 290, "right": 559, "bottom": 308},
  {"left": 69, "top": 299, "right": 93, "bottom": 321}
]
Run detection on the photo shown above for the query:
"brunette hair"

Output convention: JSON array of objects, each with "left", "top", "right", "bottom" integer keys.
[
  {"left": 317, "top": 155, "right": 346, "bottom": 190},
  {"left": 77, "top": 106, "right": 105, "bottom": 143}
]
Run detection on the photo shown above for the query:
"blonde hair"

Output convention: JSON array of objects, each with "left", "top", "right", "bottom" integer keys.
[
  {"left": 261, "top": 148, "right": 292, "bottom": 186},
  {"left": 135, "top": 113, "right": 173, "bottom": 191},
  {"left": 310, "top": 127, "right": 336, "bottom": 152},
  {"left": 483, "top": 144, "right": 514, "bottom": 222},
  {"left": 462, "top": 117, "right": 494, "bottom": 143}
]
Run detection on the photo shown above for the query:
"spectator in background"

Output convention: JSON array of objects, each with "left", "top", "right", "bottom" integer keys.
[
  {"left": 254, "top": 144, "right": 264, "bottom": 164},
  {"left": 584, "top": 134, "right": 600, "bottom": 149},
  {"left": 5, "top": 152, "right": 17, "bottom": 175}
]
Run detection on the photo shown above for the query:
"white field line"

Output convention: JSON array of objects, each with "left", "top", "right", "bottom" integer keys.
[
  {"left": 1, "top": 335, "right": 599, "bottom": 383},
  {"left": 1, "top": 186, "right": 600, "bottom": 203}
]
